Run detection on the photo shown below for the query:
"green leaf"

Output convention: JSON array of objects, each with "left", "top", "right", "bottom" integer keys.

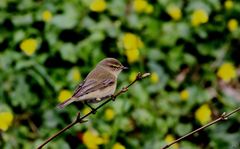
[
  {"left": 59, "top": 43, "right": 78, "bottom": 63},
  {"left": 175, "top": 123, "right": 192, "bottom": 136},
  {"left": 12, "top": 14, "right": 33, "bottom": 26},
  {"left": 132, "top": 108, "right": 154, "bottom": 127}
]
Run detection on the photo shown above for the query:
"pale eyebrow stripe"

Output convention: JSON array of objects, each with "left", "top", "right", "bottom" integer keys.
[{"left": 111, "top": 64, "right": 121, "bottom": 68}]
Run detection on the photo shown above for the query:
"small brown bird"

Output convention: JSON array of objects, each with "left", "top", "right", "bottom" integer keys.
[{"left": 57, "top": 58, "right": 127, "bottom": 109}]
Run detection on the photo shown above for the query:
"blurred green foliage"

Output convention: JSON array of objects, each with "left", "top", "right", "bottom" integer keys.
[{"left": 0, "top": 0, "right": 240, "bottom": 149}]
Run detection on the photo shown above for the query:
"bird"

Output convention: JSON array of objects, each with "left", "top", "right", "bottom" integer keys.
[{"left": 57, "top": 58, "right": 128, "bottom": 109}]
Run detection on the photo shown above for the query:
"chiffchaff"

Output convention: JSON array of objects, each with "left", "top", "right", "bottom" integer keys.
[{"left": 57, "top": 58, "right": 127, "bottom": 109}]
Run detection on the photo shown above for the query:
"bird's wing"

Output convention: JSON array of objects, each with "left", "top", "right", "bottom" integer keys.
[
  {"left": 72, "top": 80, "right": 85, "bottom": 96},
  {"left": 72, "top": 69, "right": 115, "bottom": 98}
]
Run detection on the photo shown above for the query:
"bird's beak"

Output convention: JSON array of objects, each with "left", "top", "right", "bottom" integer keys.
[{"left": 122, "top": 66, "right": 128, "bottom": 70}]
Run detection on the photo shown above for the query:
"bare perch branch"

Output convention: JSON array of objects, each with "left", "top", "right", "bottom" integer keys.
[
  {"left": 37, "top": 72, "right": 150, "bottom": 149},
  {"left": 161, "top": 106, "right": 240, "bottom": 149}
]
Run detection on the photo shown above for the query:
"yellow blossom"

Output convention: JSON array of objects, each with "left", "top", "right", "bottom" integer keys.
[
  {"left": 104, "top": 108, "right": 115, "bottom": 121},
  {"left": 150, "top": 72, "right": 159, "bottom": 84},
  {"left": 70, "top": 67, "right": 81, "bottom": 82},
  {"left": 83, "top": 107, "right": 92, "bottom": 115},
  {"left": 133, "top": 0, "right": 153, "bottom": 14},
  {"left": 20, "top": 38, "right": 38, "bottom": 56},
  {"left": 217, "top": 62, "right": 236, "bottom": 82},
  {"left": 42, "top": 10, "right": 52, "bottom": 22},
  {"left": 125, "top": 49, "right": 140, "bottom": 63},
  {"left": 83, "top": 130, "right": 104, "bottom": 149},
  {"left": 123, "top": 33, "right": 143, "bottom": 51},
  {"left": 166, "top": 5, "right": 182, "bottom": 21},
  {"left": 180, "top": 89, "right": 189, "bottom": 101},
  {"left": 227, "top": 19, "right": 238, "bottom": 32},
  {"left": 224, "top": 0, "right": 233, "bottom": 10},
  {"left": 164, "top": 134, "right": 179, "bottom": 149},
  {"left": 195, "top": 104, "right": 212, "bottom": 125},
  {"left": 112, "top": 142, "right": 126, "bottom": 149},
  {"left": 191, "top": 9, "right": 209, "bottom": 26},
  {"left": 129, "top": 71, "right": 138, "bottom": 82},
  {"left": 0, "top": 112, "right": 14, "bottom": 131},
  {"left": 58, "top": 89, "right": 72, "bottom": 103},
  {"left": 145, "top": 4, "right": 154, "bottom": 14},
  {"left": 133, "top": 0, "right": 148, "bottom": 13},
  {"left": 123, "top": 33, "right": 143, "bottom": 63},
  {"left": 90, "top": 0, "right": 106, "bottom": 12}
]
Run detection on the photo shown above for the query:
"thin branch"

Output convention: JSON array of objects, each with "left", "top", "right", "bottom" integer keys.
[
  {"left": 161, "top": 106, "right": 240, "bottom": 149},
  {"left": 37, "top": 72, "right": 150, "bottom": 149}
]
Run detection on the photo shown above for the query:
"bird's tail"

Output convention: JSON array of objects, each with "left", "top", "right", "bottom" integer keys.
[{"left": 57, "top": 97, "right": 75, "bottom": 109}]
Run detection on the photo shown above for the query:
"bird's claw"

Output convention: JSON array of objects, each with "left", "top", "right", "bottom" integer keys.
[
  {"left": 85, "top": 102, "right": 97, "bottom": 114},
  {"left": 122, "top": 87, "right": 128, "bottom": 92},
  {"left": 92, "top": 109, "right": 96, "bottom": 114},
  {"left": 111, "top": 95, "right": 116, "bottom": 101}
]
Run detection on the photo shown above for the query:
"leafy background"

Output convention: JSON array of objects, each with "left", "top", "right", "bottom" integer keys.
[{"left": 0, "top": 0, "right": 240, "bottom": 149}]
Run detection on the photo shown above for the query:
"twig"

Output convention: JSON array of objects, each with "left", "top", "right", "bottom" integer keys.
[
  {"left": 27, "top": 118, "right": 38, "bottom": 134},
  {"left": 37, "top": 72, "right": 150, "bottom": 149},
  {"left": 161, "top": 106, "right": 240, "bottom": 149}
]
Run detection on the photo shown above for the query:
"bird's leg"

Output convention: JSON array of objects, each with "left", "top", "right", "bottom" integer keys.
[{"left": 84, "top": 102, "right": 96, "bottom": 114}]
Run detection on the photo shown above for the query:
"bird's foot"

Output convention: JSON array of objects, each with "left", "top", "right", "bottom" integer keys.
[{"left": 111, "top": 95, "right": 116, "bottom": 101}]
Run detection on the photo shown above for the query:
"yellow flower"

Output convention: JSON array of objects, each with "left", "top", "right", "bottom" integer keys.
[
  {"left": 58, "top": 89, "right": 72, "bottom": 103},
  {"left": 224, "top": 0, "right": 233, "bottom": 10},
  {"left": 180, "top": 89, "right": 189, "bottom": 101},
  {"left": 133, "top": 0, "right": 153, "bottom": 14},
  {"left": 70, "top": 67, "right": 81, "bottom": 82},
  {"left": 145, "top": 4, "right": 154, "bottom": 14},
  {"left": 122, "top": 33, "right": 143, "bottom": 63},
  {"left": 217, "top": 62, "right": 237, "bottom": 82},
  {"left": 195, "top": 104, "right": 212, "bottom": 125},
  {"left": 112, "top": 142, "right": 126, "bottom": 149},
  {"left": 42, "top": 10, "right": 52, "bottom": 22},
  {"left": 83, "top": 107, "right": 92, "bottom": 115},
  {"left": 20, "top": 38, "right": 38, "bottom": 56},
  {"left": 166, "top": 5, "right": 182, "bottom": 21},
  {"left": 133, "top": 0, "right": 148, "bottom": 13},
  {"left": 150, "top": 72, "right": 159, "bottom": 84},
  {"left": 104, "top": 108, "right": 115, "bottom": 121},
  {"left": 191, "top": 9, "right": 209, "bottom": 26},
  {"left": 227, "top": 19, "right": 238, "bottom": 32},
  {"left": 129, "top": 71, "right": 138, "bottom": 82},
  {"left": 0, "top": 112, "right": 14, "bottom": 131},
  {"left": 83, "top": 130, "right": 104, "bottom": 149},
  {"left": 125, "top": 49, "right": 140, "bottom": 63},
  {"left": 164, "top": 134, "right": 179, "bottom": 149},
  {"left": 90, "top": 0, "right": 106, "bottom": 12},
  {"left": 123, "top": 33, "right": 143, "bottom": 51}
]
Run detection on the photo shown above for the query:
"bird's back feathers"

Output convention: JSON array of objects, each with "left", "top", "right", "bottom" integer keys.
[{"left": 71, "top": 66, "right": 116, "bottom": 98}]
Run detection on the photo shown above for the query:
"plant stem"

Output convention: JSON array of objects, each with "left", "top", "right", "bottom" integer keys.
[{"left": 161, "top": 107, "right": 240, "bottom": 149}]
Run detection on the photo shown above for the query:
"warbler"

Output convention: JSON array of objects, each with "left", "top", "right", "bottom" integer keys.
[{"left": 57, "top": 58, "right": 127, "bottom": 109}]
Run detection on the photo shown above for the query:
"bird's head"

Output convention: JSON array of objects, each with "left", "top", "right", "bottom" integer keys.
[{"left": 98, "top": 58, "right": 128, "bottom": 76}]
